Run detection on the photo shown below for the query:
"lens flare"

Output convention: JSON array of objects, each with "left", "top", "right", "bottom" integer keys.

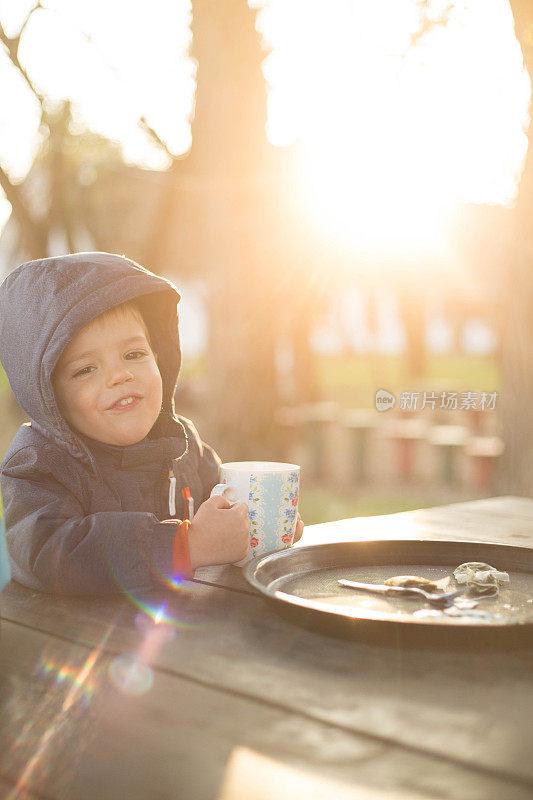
[
  {"left": 115, "top": 585, "right": 205, "bottom": 631},
  {"left": 3, "top": 622, "right": 115, "bottom": 799},
  {"left": 107, "top": 563, "right": 219, "bottom": 633},
  {"left": 37, "top": 654, "right": 96, "bottom": 710},
  {"left": 108, "top": 654, "right": 154, "bottom": 696},
  {"left": 134, "top": 608, "right": 176, "bottom": 642}
]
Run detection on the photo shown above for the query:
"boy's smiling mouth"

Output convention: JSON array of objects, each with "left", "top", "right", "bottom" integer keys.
[{"left": 107, "top": 393, "right": 143, "bottom": 411}]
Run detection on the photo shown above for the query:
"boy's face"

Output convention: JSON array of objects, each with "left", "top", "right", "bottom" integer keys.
[{"left": 53, "top": 307, "right": 163, "bottom": 446}]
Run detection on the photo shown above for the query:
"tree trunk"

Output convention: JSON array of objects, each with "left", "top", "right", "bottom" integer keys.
[
  {"left": 290, "top": 294, "right": 320, "bottom": 405},
  {"left": 189, "top": 0, "right": 280, "bottom": 459},
  {"left": 496, "top": 0, "right": 533, "bottom": 495},
  {"left": 396, "top": 285, "right": 427, "bottom": 379}
]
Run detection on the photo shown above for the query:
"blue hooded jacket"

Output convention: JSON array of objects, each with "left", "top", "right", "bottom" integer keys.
[{"left": 0, "top": 252, "right": 220, "bottom": 595}]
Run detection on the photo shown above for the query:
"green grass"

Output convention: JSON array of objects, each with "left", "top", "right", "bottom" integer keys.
[
  {"left": 315, "top": 353, "right": 499, "bottom": 409},
  {"left": 298, "top": 484, "right": 486, "bottom": 525},
  {"left": 178, "top": 352, "right": 500, "bottom": 412},
  {"left": 181, "top": 352, "right": 500, "bottom": 410}
]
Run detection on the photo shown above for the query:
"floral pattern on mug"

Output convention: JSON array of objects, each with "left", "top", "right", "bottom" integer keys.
[
  {"left": 276, "top": 470, "right": 299, "bottom": 549},
  {"left": 248, "top": 473, "right": 266, "bottom": 553}
]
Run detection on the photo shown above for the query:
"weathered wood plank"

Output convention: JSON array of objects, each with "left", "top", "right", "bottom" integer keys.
[
  {"left": 1, "top": 621, "right": 532, "bottom": 800},
  {"left": 2, "top": 575, "right": 533, "bottom": 785},
  {"left": 0, "top": 774, "right": 43, "bottom": 800},
  {"left": 302, "top": 495, "right": 533, "bottom": 549},
  {"left": 218, "top": 747, "right": 421, "bottom": 800},
  {"left": 419, "top": 496, "right": 533, "bottom": 517},
  {"left": 194, "top": 495, "right": 533, "bottom": 592}
]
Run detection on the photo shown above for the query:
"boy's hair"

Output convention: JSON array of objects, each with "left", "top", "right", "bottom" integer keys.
[{"left": 97, "top": 300, "right": 153, "bottom": 348}]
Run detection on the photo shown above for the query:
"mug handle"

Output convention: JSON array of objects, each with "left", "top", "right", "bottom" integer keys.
[
  {"left": 210, "top": 483, "right": 239, "bottom": 504},
  {"left": 209, "top": 484, "right": 252, "bottom": 568}
]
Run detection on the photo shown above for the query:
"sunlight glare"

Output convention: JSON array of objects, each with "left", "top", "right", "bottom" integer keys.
[
  {"left": 0, "top": 0, "right": 194, "bottom": 175},
  {"left": 256, "top": 0, "right": 531, "bottom": 258},
  {"left": 0, "top": 0, "right": 530, "bottom": 261}
]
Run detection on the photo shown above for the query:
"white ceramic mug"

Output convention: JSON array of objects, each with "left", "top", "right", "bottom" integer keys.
[{"left": 210, "top": 461, "right": 300, "bottom": 564}]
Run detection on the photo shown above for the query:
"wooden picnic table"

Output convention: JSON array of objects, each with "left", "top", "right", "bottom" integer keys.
[{"left": 1, "top": 495, "right": 532, "bottom": 800}]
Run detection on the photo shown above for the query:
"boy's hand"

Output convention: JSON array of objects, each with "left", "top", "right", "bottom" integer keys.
[
  {"left": 187, "top": 495, "right": 250, "bottom": 569},
  {"left": 293, "top": 512, "right": 304, "bottom": 543}
]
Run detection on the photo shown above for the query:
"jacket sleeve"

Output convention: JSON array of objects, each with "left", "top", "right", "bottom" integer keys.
[{"left": 0, "top": 448, "right": 180, "bottom": 596}]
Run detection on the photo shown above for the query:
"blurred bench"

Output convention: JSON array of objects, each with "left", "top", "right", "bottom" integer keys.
[
  {"left": 381, "top": 418, "right": 429, "bottom": 482},
  {"left": 342, "top": 409, "right": 378, "bottom": 483},
  {"left": 276, "top": 402, "right": 339, "bottom": 480},
  {"left": 427, "top": 424, "right": 469, "bottom": 484},
  {"left": 465, "top": 435, "right": 504, "bottom": 491},
  {"left": 299, "top": 402, "right": 339, "bottom": 480}
]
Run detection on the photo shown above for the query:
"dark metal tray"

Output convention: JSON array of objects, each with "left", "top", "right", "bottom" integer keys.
[{"left": 244, "top": 539, "right": 533, "bottom": 629}]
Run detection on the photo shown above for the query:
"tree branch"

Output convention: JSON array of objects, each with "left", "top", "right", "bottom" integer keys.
[
  {"left": 0, "top": 166, "right": 30, "bottom": 227},
  {"left": 18, "top": 0, "right": 43, "bottom": 41},
  {"left": 138, "top": 116, "right": 187, "bottom": 162},
  {"left": 0, "top": 163, "right": 47, "bottom": 258},
  {"left": 0, "top": 3, "right": 47, "bottom": 119},
  {"left": 0, "top": 1, "right": 51, "bottom": 259},
  {"left": 410, "top": 0, "right": 453, "bottom": 49}
]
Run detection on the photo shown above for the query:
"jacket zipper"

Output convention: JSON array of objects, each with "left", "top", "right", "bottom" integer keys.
[
  {"left": 168, "top": 464, "right": 194, "bottom": 520},
  {"left": 168, "top": 466, "right": 177, "bottom": 516}
]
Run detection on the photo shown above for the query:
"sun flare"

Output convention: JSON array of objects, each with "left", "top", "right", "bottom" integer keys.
[
  {"left": 0, "top": 0, "right": 530, "bottom": 264},
  {"left": 296, "top": 138, "right": 454, "bottom": 261},
  {"left": 257, "top": 0, "right": 531, "bottom": 259}
]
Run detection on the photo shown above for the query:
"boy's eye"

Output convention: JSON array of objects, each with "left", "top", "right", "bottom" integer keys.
[
  {"left": 125, "top": 350, "right": 147, "bottom": 360},
  {"left": 72, "top": 366, "right": 95, "bottom": 378}
]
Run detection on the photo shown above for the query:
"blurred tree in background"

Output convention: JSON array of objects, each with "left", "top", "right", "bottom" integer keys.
[
  {"left": 0, "top": 0, "right": 324, "bottom": 461},
  {"left": 410, "top": 0, "right": 533, "bottom": 494},
  {"left": 0, "top": 1, "right": 531, "bottom": 493},
  {"left": 499, "top": 0, "right": 533, "bottom": 495}
]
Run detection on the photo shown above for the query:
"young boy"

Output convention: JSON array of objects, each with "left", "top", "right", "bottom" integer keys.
[{"left": 0, "top": 252, "right": 302, "bottom": 595}]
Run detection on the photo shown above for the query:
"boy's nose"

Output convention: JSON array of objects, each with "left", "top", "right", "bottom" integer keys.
[{"left": 107, "top": 366, "right": 135, "bottom": 387}]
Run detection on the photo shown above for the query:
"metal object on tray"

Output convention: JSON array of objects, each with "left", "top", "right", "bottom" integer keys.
[
  {"left": 337, "top": 579, "right": 464, "bottom": 607},
  {"left": 244, "top": 539, "right": 533, "bottom": 629}
]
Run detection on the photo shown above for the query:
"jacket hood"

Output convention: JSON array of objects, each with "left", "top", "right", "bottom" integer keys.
[{"left": 0, "top": 252, "right": 182, "bottom": 466}]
